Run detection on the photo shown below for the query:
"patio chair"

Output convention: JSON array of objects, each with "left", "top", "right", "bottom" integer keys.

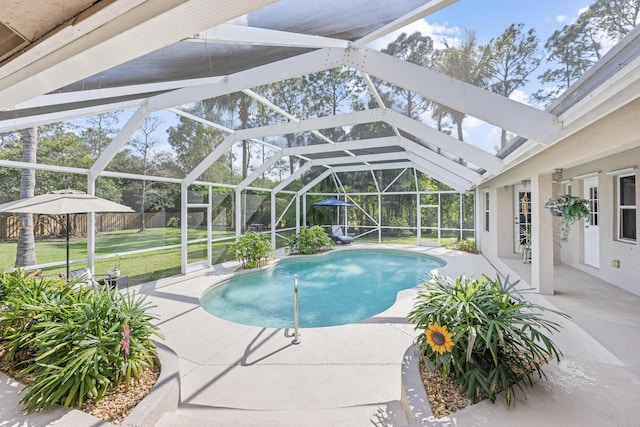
[
  {"left": 68, "top": 268, "right": 104, "bottom": 288},
  {"left": 330, "top": 225, "right": 354, "bottom": 245}
]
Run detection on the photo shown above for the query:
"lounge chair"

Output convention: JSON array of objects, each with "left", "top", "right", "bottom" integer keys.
[
  {"left": 68, "top": 268, "right": 99, "bottom": 288},
  {"left": 330, "top": 225, "right": 354, "bottom": 245}
]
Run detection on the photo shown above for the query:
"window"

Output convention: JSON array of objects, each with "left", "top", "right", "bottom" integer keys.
[
  {"left": 618, "top": 174, "right": 636, "bottom": 242},
  {"left": 484, "top": 191, "right": 490, "bottom": 232}
]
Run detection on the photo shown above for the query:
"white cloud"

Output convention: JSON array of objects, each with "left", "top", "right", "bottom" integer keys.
[
  {"left": 509, "top": 89, "right": 531, "bottom": 106},
  {"left": 366, "top": 19, "right": 461, "bottom": 51},
  {"left": 555, "top": 15, "right": 568, "bottom": 24}
]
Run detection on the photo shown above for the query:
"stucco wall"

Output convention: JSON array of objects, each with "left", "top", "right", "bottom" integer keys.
[
  {"left": 478, "top": 98, "right": 640, "bottom": 295},
  {"left": 559, "top": 149, "right": 639, "bottom": 294}
]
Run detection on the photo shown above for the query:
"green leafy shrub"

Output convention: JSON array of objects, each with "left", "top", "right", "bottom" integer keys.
[
  {"left": 389, "top": 217, "right": 413, "bottom": 237},
  {"left": 0, "top": 271, "right": 162, "bottom": 411},
  {"left": 232, "top": 231, "right": 274, "bottom": 268},
  {"left": 287, "top": 226, "right": 334, "bottom": 255},
  {"left": 447, "top": 239, "right": 478, "bottom": 254},
  {"left": 408, "top": 274, "right": 567, "bottom": 406}
]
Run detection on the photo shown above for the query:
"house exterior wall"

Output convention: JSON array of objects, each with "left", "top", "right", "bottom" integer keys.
[
  {"left": 558, "top": 148, "right": 640, "bottom": 295},
  {"left": 478, "top": 97, "right": 640, "bottom": 295}
]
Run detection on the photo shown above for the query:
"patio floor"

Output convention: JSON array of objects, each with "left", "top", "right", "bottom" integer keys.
[{"left": 1, "top": 244, "right": 639, "bottom": 426}]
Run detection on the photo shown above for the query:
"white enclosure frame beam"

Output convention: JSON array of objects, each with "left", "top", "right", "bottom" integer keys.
[
  {"left": 0, "top": 0, "right": 275, "bottom": 110},
  {"left": 349, "top": 47, "right": 561, "bottom": 144},
  {"left": 190, "top": 23, "right": 350, "bottom": 49},
  {"left": 148, "top": 48, "right": 347, "bottom": 114},
  {"left": 398, "top": 137, "right": 482, "bottom": 185}
]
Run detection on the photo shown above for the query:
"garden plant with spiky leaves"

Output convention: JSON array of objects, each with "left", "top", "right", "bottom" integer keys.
[{"left": 409, "top": 274, "right": 568, "bottom": 406}]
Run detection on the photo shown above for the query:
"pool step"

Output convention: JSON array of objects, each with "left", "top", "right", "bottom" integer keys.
[{"left": 155, "top": 401, "right": 409, "bottom": 427}]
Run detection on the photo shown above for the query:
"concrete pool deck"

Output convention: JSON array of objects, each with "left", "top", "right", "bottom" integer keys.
[{"left": 1, "top": 243, "right": 639, "bottom": 426}]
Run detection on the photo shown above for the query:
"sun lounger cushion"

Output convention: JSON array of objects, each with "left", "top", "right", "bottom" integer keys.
[{"left": 330, "top": 225, "right": 354, "bottom": 244}]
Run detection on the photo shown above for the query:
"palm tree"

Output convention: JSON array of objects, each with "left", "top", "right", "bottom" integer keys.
[
  {"left": 16, "top": 127, "right": 37, "bottom": 268},
  {"left": 431, "top": 30, "right": 497, "bottom": 142}
]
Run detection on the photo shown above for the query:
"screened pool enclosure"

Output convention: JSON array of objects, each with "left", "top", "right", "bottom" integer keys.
[{"left": 0, "top": 0, "right": 575, "bottom": 280}]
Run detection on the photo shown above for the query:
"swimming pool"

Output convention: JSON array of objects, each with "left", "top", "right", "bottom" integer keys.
[{"left": 201, "top": 249, "right": 445, "bottom": 328}]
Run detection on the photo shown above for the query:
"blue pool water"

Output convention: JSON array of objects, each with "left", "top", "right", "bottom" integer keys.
[{"left": 201, "top": 249, "right": 445, "bottom": 328}]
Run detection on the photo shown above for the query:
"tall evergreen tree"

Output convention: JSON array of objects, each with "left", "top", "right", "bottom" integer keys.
[
  {"left": 533, "top": 0, "right": 638, "bottom": 106},
  {"left": 490, "top": 24, "right": 542, "bottom": 149},
  {"left": 431, "top": 30, "right": 496, "bottom": 142},
  {"left": 380, "top": 32, "right": 434, "bottom": 120},
  {"left": 585, "top": 0, "right": 640, "bottom": 42},
  {"left": 130, "top": 116, "right": 162, "bottom": 232},
  {"left": 533, "top": 25, "right": 595, "bottom": 106}
]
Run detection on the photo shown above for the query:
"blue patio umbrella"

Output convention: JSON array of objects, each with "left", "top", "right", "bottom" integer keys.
[
  {"left": 311, "top": 198, "right": 354, "bottom": 226},
  {"left": 311, "top": 197, "right": 354, "bottom": 207}
]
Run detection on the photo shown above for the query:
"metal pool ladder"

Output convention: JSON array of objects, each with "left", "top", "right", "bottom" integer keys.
[{"left": 292, "top": 274, "right": 301, "bottom": 345}]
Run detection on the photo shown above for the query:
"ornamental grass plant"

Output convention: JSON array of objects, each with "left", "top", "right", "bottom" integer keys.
[
  {"left": 0, "top": 270, "right": 162, "bottom": 411},
  {"left": 408, "top": 274, "right": 568, "bottom": 406}
]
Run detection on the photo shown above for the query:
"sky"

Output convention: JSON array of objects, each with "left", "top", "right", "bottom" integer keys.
[
  {"left": 367, "top": 0, "right": 595, "bottom": 153},
  {"left": 370, "top": 0, "right": 591, "bottom": 50}
]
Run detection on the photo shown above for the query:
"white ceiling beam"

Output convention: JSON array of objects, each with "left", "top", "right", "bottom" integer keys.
[
  {"left": 167, "top": 107, "right": 284, "bottom": 154},
  {"left": 149, "top": 47, "right": 347, "bottom": 113},
  {"left": 311, "top": 151, "right": 407, "bottom": 167},
  {"left": 398, "top": 137, "right": 482, "bottom": 184},
  {"left": 90, "top": 104, "right": 150, "bottom": 179},
  {"left": 237, "top": 154, "right": 284, "bottom": 192},
  {"left": 242, "top": 89, "right": 336, "bottom": 145},
  {"left": 383, "top": 110, "right": 503, "bottom": 172},
  {"left": 183, "top": 133, "right": 238, "bottom": 185},
  {"left": 14, "top": 77, "right": 224, "bottom": 110},
  {"left": 0, "top": 100, "right": 143, "bottom": 133},
  {"left": 297, "top": 169, "right": 333, "bottom": 195},
  {"left": 0, "top": 0, "right": 276, "bottom": 111},
  {"left": 405, "top": 152, "right": 474, "bottom": 190},
  {"left": 354, "top": 0, "right": 459, "bottom": 47},
  {"left": 410, "top": 161, "right": 470, "bottom": 192},
  {"left": 0, "top": 159, "right": 87, "bottom": 175},
  {"left": 331, "top": 162, "right": 415, "bottom": 174},
  {"left": 273, "top": 163, "right": 314, "bottom": 192},
  {"left": 362, "top": 71, "right": 388, "bottom": 109},
  {"left": 188, "top": 23, "right": 349, "bottom": 49},
  {"left": 350, "top": 47, "right": 561, "bottom": 144},
  {"left": 239, "top": 137, "right": 402, "bottom": 191},
  {"left": 236, "top": 108, "right": 385, "bottom": 141},
  {"left": 286, "top": 137, "right": 399, "bottom": 156}
]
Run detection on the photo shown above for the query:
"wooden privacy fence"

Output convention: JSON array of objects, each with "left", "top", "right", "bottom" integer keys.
[{"left": 0, "top": 211, "right": 175, "bottom": 240}]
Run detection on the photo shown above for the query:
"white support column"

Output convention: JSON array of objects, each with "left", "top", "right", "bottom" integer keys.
[
  {"left": 416, "top": 191, "right": 421, "bottom": 244},
  {"left": 271, "top": 192, "right": 277, "bottom": 249},
  {"left": 531, "top": 173, "right": 554, "bottom": 294},
  {"left": 207, "top": 186, "right": 212, "bottom": 267},
  {"left": 181, "top": 183, "right": 188, "bottom": 275},
  {"left": 295, "top": 195, "right": 301, "bottom": 233},
  {"left": 87, "top": 177, "right": 96, "bottom": 274},
  {"left": 378, "top": 193, "right": 382, "bottom": 243},
  {"left": 302, "top": 195, "right": 307, "bottom": 227},
  {"left": 235, "top": 189, "right": 243, "bottom": 237}
]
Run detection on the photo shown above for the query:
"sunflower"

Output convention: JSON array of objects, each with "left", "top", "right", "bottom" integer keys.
[{"left": 425, "top": 323, "right": 454, "bottom": 354}]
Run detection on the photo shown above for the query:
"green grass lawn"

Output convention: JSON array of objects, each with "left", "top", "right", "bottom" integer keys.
[
  {"left": 0, "top": 227, "right": 236, "bottom": 286},
  {"left": 2, "top": 227, "right": 470, "bottom": 287},
  {"left": 356, "top": 233, "right": 460, "bottom": 246}
]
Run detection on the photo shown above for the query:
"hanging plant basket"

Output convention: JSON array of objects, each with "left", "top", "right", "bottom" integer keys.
[
  {"left": 544, "top": 195, "right": 590, "bottom": 242},
  {"left": 550, "top": 207, "right": 562, "bottom": 217}
]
